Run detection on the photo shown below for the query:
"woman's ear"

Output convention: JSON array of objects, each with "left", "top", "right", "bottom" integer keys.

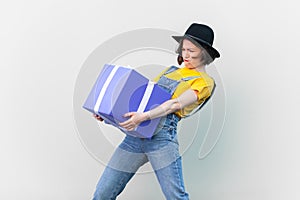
[{"left": 177, "top": 55, "right": 183, "bottom": 65}]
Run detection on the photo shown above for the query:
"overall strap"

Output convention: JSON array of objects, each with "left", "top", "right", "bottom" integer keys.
[
  {"left": 181, "top": 76, "right": 201, "bottom": 81},
  {"left": 162, "top": 66, "right": 204, "bottom": 96},
  {"left": 164, "top": 66, "right": 201, "bottom": 81},
  {"left": 183, "top": 83, "right": 216, "bottom": 118},
  {"left": 163, "top": 65, "right": 180, "bottom": 75}
]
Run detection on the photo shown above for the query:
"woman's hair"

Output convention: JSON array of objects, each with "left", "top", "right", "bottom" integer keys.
[{"left": 175, "top": 36, "right": 214, "bottom": 66}]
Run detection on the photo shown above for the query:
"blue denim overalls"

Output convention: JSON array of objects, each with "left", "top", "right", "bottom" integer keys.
[{"left": 92, "top": 66, "right": 205, "bottom": 200}]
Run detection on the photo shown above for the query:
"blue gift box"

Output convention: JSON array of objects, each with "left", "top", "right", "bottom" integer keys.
[{"left": 83, "top": 64, "right": 171, "bottom": 138}]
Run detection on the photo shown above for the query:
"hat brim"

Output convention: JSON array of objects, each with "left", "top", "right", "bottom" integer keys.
[{"left": 172, "top": 35, "right": 220, "bottom": 58}]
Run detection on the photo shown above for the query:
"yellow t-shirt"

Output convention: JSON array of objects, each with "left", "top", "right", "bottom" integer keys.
[{"left": 153, "top": 66, "right": 215, "bottom": 118}]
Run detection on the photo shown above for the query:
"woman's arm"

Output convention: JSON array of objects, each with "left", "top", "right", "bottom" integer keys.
[
  {"left": 146, "top": 89, "right": 198, "bottom": 119},
  {"left": 119, "top": 89, "right": 198, "bottom": 131}
]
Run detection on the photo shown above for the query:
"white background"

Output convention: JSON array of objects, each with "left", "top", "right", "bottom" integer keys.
[{"left": 0, "top": 0, "right": 299, "bottom": 199}]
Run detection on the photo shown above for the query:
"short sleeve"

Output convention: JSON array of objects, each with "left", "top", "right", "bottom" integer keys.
[{"left": 190, "top": 78, "right": 214, "bottom": 102}]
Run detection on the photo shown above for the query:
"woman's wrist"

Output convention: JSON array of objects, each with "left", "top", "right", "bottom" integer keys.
[{"left": 143, "top": 111, "right": 152, "bottom": 121}]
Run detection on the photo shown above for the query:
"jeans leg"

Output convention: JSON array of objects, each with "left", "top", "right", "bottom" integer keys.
[
  {"left": 92, "top": 138, "right": 148, "bottom": 200},
  {"left": 154, "top": 157, "right": 189, "bottom": 200},
  {"left": 92, "top": 166, "right": 135, "bottom": 200},
  {"left": 145, "top": 117, "right": 189, "bottom": 200}
]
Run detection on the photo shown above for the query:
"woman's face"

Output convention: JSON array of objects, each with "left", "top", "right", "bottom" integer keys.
[{"left": 181, "top": 39, "right": 202, "bottom": 69}]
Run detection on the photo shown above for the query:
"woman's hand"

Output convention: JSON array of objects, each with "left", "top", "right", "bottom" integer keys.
[
  {"left": 119, "top": 112, "right": 149, "bottom": 131},
  {"left": 93, "top": 114, "right": 104, "bottom": 122}
]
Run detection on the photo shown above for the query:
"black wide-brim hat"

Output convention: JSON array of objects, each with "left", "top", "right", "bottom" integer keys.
[{"left": 172, "top": 23, "right": 220, "bottom": 59}]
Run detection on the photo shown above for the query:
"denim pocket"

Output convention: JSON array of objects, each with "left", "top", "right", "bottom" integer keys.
[
  {"left": 156, "top": 124, "right": 177, "bottom": 144},
  {"left": 167, "top": 126, "right": 178, "bottom": 143},
  {"left": 157, "top": 76, "right": 180, "bottom": 95},
  {"left": 152, "top": 114, "right": 179, "bottom": 144}
]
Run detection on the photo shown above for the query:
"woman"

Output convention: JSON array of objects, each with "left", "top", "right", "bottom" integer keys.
[{"left": 92, "top": 23, "right": 220, "bottom": 200}]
